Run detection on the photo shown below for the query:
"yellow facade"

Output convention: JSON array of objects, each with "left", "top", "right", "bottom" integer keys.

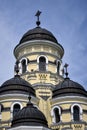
[{"left": 1, "top": 20, "right": 87, "bottom": 130}]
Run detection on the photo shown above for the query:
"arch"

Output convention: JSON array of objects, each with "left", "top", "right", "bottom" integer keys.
[
  {"left": 73, "top": 106, "right": 80, "bottom": 121},
  {"left": 37, "top": 55, "right": 48, "bottom": 71},
  {"left": 51, "top": 106, "right": 61, "bottom": 123},
  {"left": 71, "top": 104, "right": 83, "bottom": 121},
  {"left": 11, "top": 102, "right": 23, "bottom": 119},
  {"left": 20, "top": 58, "right": 29, "bottom": 73}
]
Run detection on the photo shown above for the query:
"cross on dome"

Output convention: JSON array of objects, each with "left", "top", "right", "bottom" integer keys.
[
  {"left": 64, "top": 63, "right": 69, "bottom": 78},
  {"left": 35, "top": 10, "right": 42, "bottom": 26}
]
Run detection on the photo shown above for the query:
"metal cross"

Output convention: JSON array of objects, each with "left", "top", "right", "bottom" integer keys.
[
  {"left": 35, "top": 10, "right": 42, "bottom": 21},
  {"left": 64, "top": 63, "right": 69, "bottom": 78}
]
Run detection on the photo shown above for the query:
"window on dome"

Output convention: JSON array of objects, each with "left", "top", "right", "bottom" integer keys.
[
  {"left": 57, "top": 61, "right": 60, "bottom": 74},
  {"left": 73, "top": 106, "right": 80, "bottom": 121},
  {"left": 54, "top": 108, "right": 60, "bottom": 123},
  {"left": 39, "top": 56, "right": 46, "bottom": 71},
  {"left": 13, "top": 104, "right": 20, "bottom": 117},
  {"left": 0, "top": 104, "right": 2, "bottom": 120},
  {"left": 21, "top": 59, "right": 26, "bottom": 73}
]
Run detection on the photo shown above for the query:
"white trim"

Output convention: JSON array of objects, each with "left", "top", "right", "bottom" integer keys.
[
  {"left": 52, "top": 96, "right": 87, "bottom": 104},
  {"left": 71, "top": 103, "right": 83, "bottom": 121},
  {"left": 71, "top": 103, "right": 82, "bottom": 114},
  {"left": 0, "top": 94, "right": 37, "bottom": 104},
  {"left": 37, "top": 55, "right": 48, "bottom": 71},
  {"left": 11, "top": 102, "right": 23, "bottom": 112},
  {"left": 51, "top": 106, "right": 61, "bottom": 123},
  {"left": 10, "top": 102, "right": 23, "bottom": 120},
  {"left": 37, "top": 55, "right": 48, "bottom": 64},
  {"left": 20, "top": 57, "right": 28, "bottom": 65},
  {"left": 9, "top": 125, "right": 50, "bottom": 130},
  {"left": 20, "top": 57, "right": 28, "bottom": 73},
  {"left": 14, "top": 40, "right": 64, "bottom": 59}
]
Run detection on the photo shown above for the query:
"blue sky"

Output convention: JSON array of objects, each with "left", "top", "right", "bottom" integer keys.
[{"left": 0, "top": 0, "right": 87, "bottom": 89}]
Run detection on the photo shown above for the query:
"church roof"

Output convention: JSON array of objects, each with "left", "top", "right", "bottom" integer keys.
[
  {"left": 14, "top": 26, "right": 64, "bottom": 55},
  {"left": 19, "top": 26, "right": 58, "bottom": 44},
  {"left": 11, "top": 99, "right": 48, "bottom": 127},
  {"left": 53, "top": 77, "right": 87, "bottom": 98},
  {"left": 0, "top": 75, "right": 35, "bottom": 96}
]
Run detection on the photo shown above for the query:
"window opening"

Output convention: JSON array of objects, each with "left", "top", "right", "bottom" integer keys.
[
  {"left": 73, "top": 106, "right": 80, "bottom": 121},
  {"left": 39, "top": 57, "right": 46, "bottom": 71},
  {"left": 57, "top": 61, "right": 60, "bottom": 74},
  {"left": 13, "top": 104, "right": 20, "bottom": 117},
  {"left": 22, "top": 59, "right": 26, "bottom": 73},
  {"left": 54, "top": 108, "right": 60, "bottom": 123}
]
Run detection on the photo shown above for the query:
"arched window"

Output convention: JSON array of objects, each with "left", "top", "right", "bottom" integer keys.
[
  {"left": 57, "top": 61, "right": 60, "bottom": 74},
  {"left": 13, "top": 104, "right": 20, "bottom": 117},
  {"left": 73, "top": 106, "right": 80, "bottom": 121},
  {"left": 71, "top": 104, "right": 82, "bottom": 121},
  {"left": 54, "top": 108, "right": 60, "bottom": 123},
  {"left": 39, "top": 56, "right": 46, "bottom": 71},
  {"left": 21, "top": 59, "right": 26, "bottom": 73},
  {"left": 51, "top": 106, "right": 61, "bottom": 123}
]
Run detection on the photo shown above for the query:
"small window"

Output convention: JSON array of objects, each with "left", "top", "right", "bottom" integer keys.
[
  {"left": 73, "top": 106, "right": 80, "bottom": 121},
  {"left": 13, "top": 104, "right": 20, "bottom": 117},
  {"left": 39, "top": 57, "right": 46, "bottom": 71},
  {"left": 57, "top": 61, "right": 60, "bottom": 74},
  {"left": 54, "top": 108, "right": 60, "bottom": 123},
  {"left": 21, "top": 59, "right": 26, "bottom": 73}
]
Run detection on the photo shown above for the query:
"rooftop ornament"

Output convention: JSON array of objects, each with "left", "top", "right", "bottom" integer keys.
[
  {"left": 64, "top": 63, "right": 69, "bottom": 78},
  {"left": 14, "top": 60, "right": 20, "bottom": 75},
  {"left": 35, "top": 10, "right": 42, "bottom": 27}
]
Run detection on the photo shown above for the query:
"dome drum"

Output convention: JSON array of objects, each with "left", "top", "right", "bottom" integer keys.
[{"left": 14, "top": 27, "right": 64, "bottom": 59}]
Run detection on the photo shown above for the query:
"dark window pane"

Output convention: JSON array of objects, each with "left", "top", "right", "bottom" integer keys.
[
  {"left": 22, "top": 59, "right": 26, "bottom": 73},
  {"left": 73, "top": 106, "right": 80, "bottom": 121},
  {"left": 54, "top": 108, "right": 60, "bottom": 123},
  {"left": 57, "top": 62, "right": 60, "bottom": 74},
  {"left": 39, "top": 57, "right": 46, "bottom": 71},
  {"left": 13, "top": 104, "right": 20, "bottom": 117}
]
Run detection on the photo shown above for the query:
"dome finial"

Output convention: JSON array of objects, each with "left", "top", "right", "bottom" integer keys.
[
  {"left": 64, "top": 63, "right": 69, "bottom": 78},
  {"left": 14, "top": 60, "right": 19, "bottom": 75},
  {"left": 27, "top": 93, "right": 33, "bottom": 107},
  {"left": 28, "top": 93, "right": 31, "bottom": 102},
  {"left": 35, "top": 10, "right": 42, "bottom": 27}
]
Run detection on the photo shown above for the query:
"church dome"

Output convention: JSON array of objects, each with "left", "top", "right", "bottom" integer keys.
[
  {"left": 53, "top": 77, "right": 87, "bottom": 98},
  {"left": 19, "top": 27, "right": 58, "bottom": 44},
  {"left": 11, "top": 100, "right": 48, "bottom": 127},
  {"left": 14, "top": 26, "right": 64, "bottom": 58},
  {"left": 0, "top": 75, "right": 35, "bottom": 96}
]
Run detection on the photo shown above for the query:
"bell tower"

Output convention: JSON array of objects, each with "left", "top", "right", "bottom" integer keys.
[{"left": 14, "top": 11, "right": 64, "bottom": 124}]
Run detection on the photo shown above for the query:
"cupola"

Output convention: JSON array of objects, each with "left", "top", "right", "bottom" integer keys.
[{"left": 11, "top": 96, "right": 48, "bottom": 128}]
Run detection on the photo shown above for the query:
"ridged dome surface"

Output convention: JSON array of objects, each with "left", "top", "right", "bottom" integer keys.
[
  {"left": 12, "top": 101, "right": 48, "bottom": 127},
  {"left": 19, "top": 27, "right": 58, "bottom": 44},
  {"left": 53, "top": 78, "right": 87, "bottom": 98},
  {"left": 0, "top": 75, "right": 35, "bottom": 96}
]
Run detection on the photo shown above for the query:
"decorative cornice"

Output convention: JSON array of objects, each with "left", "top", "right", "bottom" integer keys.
[{"left": 14, "top": 40, "right": 64, "bottom": 59}]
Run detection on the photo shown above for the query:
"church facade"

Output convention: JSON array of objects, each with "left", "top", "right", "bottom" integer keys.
[{"left": 0, "top": 11, "right": 87, "bottom": 130}]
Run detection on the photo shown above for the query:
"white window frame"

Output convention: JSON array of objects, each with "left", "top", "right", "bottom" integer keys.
[
  {"left": 71, "top": 103, "right": 83, "bottom": 121},
  {"left": 51, "top": 106, "right": 62, "bottom": 123},
  {"left": 20, "top": 58, "right": 29, "bottom": 73},
  {"left": 37, "top": 55, "right": 48, "bottom": 71},
  {"left": 10, "top": 102, "right": 23, "bottom": 120}
]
